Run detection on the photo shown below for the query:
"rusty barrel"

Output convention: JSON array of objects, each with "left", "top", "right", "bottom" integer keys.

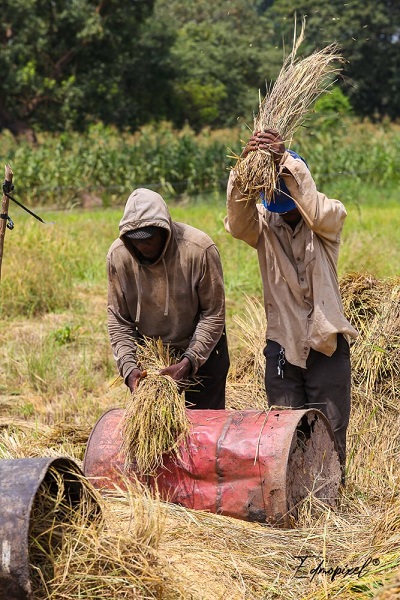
[
  {"left": 0, "top": 457, "right": 100, "bottom": 600},
  {"left": 83, "top": 408, "right": 341, "bottom": 527}
]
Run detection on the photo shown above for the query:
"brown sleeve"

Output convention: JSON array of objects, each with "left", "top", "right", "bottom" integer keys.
[
  {"left": 181, "top": 245, "right": 226, "bottom": 374},
  {"left": 224, "top": 170, "right": 261, "bottom": 248},
  {"left": 107, "top": 255, "right": 140, "bottom": 382}
]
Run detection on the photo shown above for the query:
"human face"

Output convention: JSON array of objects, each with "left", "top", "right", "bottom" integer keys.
[
  {"left": 129, "top": 228, "right": 166, "bottom": 261},
  {"left": 281, "top": 207, "right": 301, "bottom": 228}
]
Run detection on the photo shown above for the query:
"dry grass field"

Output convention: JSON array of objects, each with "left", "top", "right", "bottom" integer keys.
[{"left": 1, "top": 204, "right": 400, "bottom": 599}]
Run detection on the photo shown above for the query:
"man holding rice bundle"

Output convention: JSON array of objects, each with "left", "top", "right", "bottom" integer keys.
[
  {"left": 107, "top": 187, "right": 229, "bottom": 409},
  {"left": 225, "top": 129, "right": 358, "bottom": 478}
]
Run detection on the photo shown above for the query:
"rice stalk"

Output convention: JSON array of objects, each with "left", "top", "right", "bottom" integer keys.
[
  {"left": 43, "top": 422, "right": 93, "bottom": 446},
  {"left": 231, "top": 295, "right": 266, "bottom": 382},
  {"left": 340, "top": 272, "right": 390, "bottom": 337},
  {"left": 233, "top": 18, "right": 342, "bottom": 203},
  {"left": 40, "top": 478, "right": 180, "bottom": 599},
  {"left": 227, "top": 295, "right": 267, "bottom": 410},
  {"left": 158, "top": 495, "right": 398, "bottom": 600},
  {"left": 121, "top": 337, "right": 191, "bottom": 476},
  {"left": 29, "top": 466, "right": 102, "bottom": 597},
  {"left": 42, "top": 481, "right": 399, "bottom": 600},
  {"left": 343, "top": 276, "right": 400, "bottom": 399}
]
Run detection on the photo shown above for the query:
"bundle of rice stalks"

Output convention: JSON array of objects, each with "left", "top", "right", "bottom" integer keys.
[
  {"left": 0, "top": 426, "right": 52, "bottom": 459},
  {"left": 340, "top": 274, "right": 400, "bottom": 491},
  {"left": 0, "top": 416, "right": 50, "bottom": 434},
  {"left": 233, "top": 19, "right": 342, "bottom": 203},
  {"left": 30, "top": 469, "right": 400, "bottom": 599},
  {"left": 33, "top": 476, "right": 180, "bottom": 599},
  {"left": 158, "top": 496, "right": 397, "bottom": 600},
  {"left": 121, "top": 337, "right": 191, "bottom": 476},
  {"left": 227, "top": 295, "right": 267, "bottom": 410},
  {"left": 29, "top": 466, "right": 102, "bottom": 596},
  {"left": 339, "top": 272, "right": 389, "bottom": 334},
  {"left": 43, "top": 422, "right": 93, "bottom": 446},
  {"left": 345, "top": 276, "right": 400, "bottom": 400}
]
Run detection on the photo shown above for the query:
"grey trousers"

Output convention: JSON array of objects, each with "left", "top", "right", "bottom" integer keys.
[{"left": 264, "top": 335, "right": 351, "bottom": 469}]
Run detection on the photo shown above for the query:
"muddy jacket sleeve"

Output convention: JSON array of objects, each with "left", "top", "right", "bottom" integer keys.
[
  {"left": 181, "top": 245, "right": 226, "bottom": 374},
  {"left": 107, "top": 256, "right": 140, "bottom": 382}
]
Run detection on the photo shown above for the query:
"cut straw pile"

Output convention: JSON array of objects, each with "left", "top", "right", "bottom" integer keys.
[
  {"left": 31, "top": 475, "right": 175, "bottom": 599},
  {"left": 226, "top": 295, "right": 267, "bottom": 410},
  {"left": 29, "top": 465, "right": 102, "bottom": 597},
  {"left": 340, "top": 272, "right": 400, "bottom": 401},
  {"left": 121, "top": 337, "right": 191, "bottom": 476},
  {"left": 2, "top": 275, "right": 400, "bottom": 598},
  {"left": 42, "top": 481, "right": 400, "bottom": 600},
  {"left": 234, "top": 19, "right": 342, "bottom": 203}
]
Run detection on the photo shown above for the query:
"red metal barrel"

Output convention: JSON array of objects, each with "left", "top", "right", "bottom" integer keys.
[{"left": 83, "top": 408, "right": 341, "bottom": 527}]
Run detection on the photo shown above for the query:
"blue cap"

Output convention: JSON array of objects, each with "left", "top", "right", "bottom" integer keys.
[{"left": 261, "top": 150, "right": 308, "bottom": 213}]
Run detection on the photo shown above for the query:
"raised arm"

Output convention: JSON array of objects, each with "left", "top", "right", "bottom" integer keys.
[
  {"left": 224, "top": 129, "right": 285, "bottom": 247},
  {"left": 280, "top": 153, "right": 347, "bottom": 242}
]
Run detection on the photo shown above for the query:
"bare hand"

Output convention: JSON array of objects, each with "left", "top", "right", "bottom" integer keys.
[
  {"left": 127, "top": 368, "right": 147, "bottom": 393},
  {"left": 159, "top": 357, "right": 191, "bottom": 382},
  {"left": 242, "top": 129, "right": 285, "bottom": 166}
]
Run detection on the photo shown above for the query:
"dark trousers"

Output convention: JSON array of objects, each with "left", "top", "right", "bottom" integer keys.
[
  {"left": 184, "top": 330, "right": 230, "bottom": 410},
  {"left": 264, "top": 335, "right": 351, "bottom": 469}
]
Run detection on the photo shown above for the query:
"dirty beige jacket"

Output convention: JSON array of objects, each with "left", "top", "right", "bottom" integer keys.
[
  {"left": 107, "top": 188, "right": 226, "bottom": 380},
  {"left": 224, "top": 151, "right": 358, "bottom": 368}
]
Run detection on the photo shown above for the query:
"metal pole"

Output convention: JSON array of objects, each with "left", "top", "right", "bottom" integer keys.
[{"left": 0, "top": 164, "right": 14, "bottom": 282}]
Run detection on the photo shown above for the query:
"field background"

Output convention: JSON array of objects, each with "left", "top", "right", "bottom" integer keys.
[
  {"left": 2, "top": 0, "right": 400, "bottom": 594},
  {"left": 0, "top": 121, "right": 400, "bottom": 599}
]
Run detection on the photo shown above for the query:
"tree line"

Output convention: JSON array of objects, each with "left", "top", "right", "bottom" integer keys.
[{"left": 1, "top": 0, "right": 399, "bottom": 139}]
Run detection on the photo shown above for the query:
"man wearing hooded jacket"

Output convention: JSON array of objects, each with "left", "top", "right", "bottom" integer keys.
[
  {"left": 107, "top": 187, "right": 229, "bottom": 409},
  {"left": 224, "top": 128, "right": 358, "bottom": 475}
]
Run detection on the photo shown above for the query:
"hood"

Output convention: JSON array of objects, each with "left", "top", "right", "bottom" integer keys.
[
  {"left": 119, "top": 188, "right": 172, "bottom": 239},
  {"left": 117, "top": 188, "right": 173, "bottom": 320}
]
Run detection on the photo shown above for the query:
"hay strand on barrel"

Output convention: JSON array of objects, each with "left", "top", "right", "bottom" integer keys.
[
  {"left": 233, "top": 18, "right": 342, "bottom": 203},
  {"left": 121, "top": 337, "right": 191, "bottom": 475}
]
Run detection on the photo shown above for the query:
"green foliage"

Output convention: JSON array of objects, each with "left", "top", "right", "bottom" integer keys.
[
  {"left": 314, "top": 87, "right": 353, "bottom": 116},
  {"left": 20, "top": 402, "right": 35, "bottom": 417},
  {"left": 291, "top": 119, "right": 400, "bottom": 193},
  {"left": 338, "top": 197, "right": 400, "bottom": 276},
  {"left": 0, "top": 122, "right": 240, "bottom": 206},
  {"left": 0, "top": 0, "right": 283, "bottom": 135},
  {"left": 0, "top": 0, "right": 175, "bottom": 133},
  {"left": 0, "top": 221, "right": 75, "bottom": 317},
  {"left": 52, "top": 324, "right": 80, "bottom": 346},
  {"left": 0, "top": 207, "right": 116, "bottom": 317},
  {"left": 4, "top": 326, "right": 111, "bottom": 398},
  {"left": 1, "top": 119, "right": 400, "bottom": 213},
  {"left": 155, "top": 0, "right": 281, "bottom": 131},
  {"left": 2, "top": 0, "right": 400, "bottom": 134},
  {"left": 265, "top": 0, "right": 400, "bottom": 119}
]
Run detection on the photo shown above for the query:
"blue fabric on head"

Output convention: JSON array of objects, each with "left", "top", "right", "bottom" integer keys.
[{"left": 261, "top": 150, "right": 308, "bottom": 213}]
